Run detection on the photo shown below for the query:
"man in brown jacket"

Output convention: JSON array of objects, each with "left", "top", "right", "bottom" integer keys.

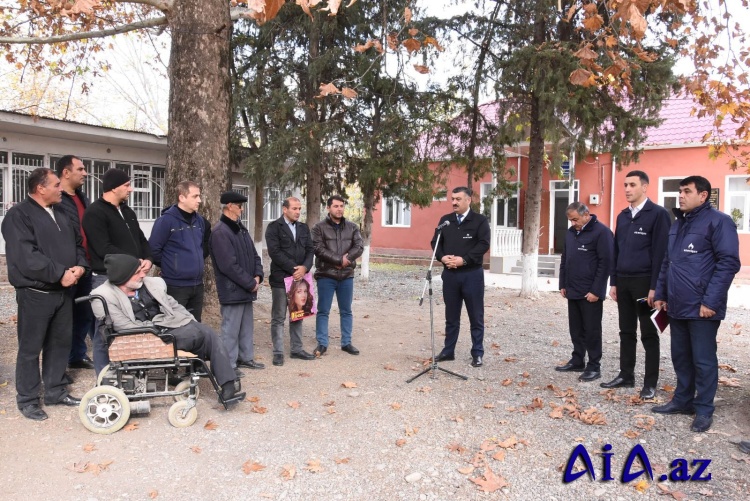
[{"left": 311, "top": 195, "right": 364, "bottom": 357}]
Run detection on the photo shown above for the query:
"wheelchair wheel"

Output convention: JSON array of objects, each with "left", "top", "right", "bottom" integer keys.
[
  {"left": 173, "top": 380, "right": 200, "bottom": 402},
  {"left": 79, "top": 385, "right": 131, "bottom": 434},
  {"left": 96, "top": 366, "right": 115, "bottom": 386},
  {"left": 168, "top": 400, "right": 198, "bottom": 428}
]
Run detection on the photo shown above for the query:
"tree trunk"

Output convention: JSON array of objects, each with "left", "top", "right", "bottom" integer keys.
[
  {"left": 165, "top": 0, "right": 232, "bottom": 311},
  {"left": 360, "top": 185, "right": 374, "bottom": 281},
  {"left": 253, "top": 180, "right": 265, "bottom": 255},
  {"left": 303, "top": 12, "right": 323, "bottom": 226},
  {"left": 520, "top": 13, "right": 547, "bottom": 298}
]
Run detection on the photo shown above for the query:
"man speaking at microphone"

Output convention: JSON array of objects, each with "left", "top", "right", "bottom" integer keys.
[{"left": 431, "top": 187, "right": 491, "bottom": 367}]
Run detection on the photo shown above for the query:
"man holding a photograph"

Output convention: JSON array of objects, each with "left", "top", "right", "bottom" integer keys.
[{"left": 265, "top": 197, "right": 316, "bottom": 366}]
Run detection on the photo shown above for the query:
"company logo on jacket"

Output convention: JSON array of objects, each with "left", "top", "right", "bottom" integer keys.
[
  {"left": 634, "top": 227, "right": 648, "bottom": 236},
  {"left": 684, "top": 242, "right": 697, "bottom": 254}
]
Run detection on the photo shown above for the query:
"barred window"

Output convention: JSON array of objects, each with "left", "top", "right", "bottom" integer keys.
[{"left": 263, "top": 187, "right": 292, "bottom": 221}]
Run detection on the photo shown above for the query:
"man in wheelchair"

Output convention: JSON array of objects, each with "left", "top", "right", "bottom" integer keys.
[{"left": 90, "top": 254, "right": 245, "bottom": 405}]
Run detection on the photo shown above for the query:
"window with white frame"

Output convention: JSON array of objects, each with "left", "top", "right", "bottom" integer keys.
[
  {"left": 232, "top": 185, "right": 251, "bottom": 227},
  {"left": 726, "top": 176, "right": 750, "bottom": 231},
  {"left": 49, "top": 155, "right": 112, "bottom": 202},
  {"left": 481, "top": 182, "right": 518, "bottom": 227},
  {"left": 115, "top": 163, "right": 165, "bottom": 220},
  {"left": 382, "top": 197, "right": 411, "bottom": 227},
  {"left": 659, "top": 177, "right": 682, "bottom": 222},
  {"left": 11, "top": 152, "right": 45, "bottom": 205},
  {"left": 263, "top": 187, "right": 292, "bottom": 221}
]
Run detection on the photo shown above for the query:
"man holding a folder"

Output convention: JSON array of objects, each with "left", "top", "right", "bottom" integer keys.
[{"left": 653, "top": 176, "right": 740, "bottom": 433}]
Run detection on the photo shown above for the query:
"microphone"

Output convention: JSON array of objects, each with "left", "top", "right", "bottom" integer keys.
[{"left": 436, "top": 220, "right": 450, "bottom": 230}]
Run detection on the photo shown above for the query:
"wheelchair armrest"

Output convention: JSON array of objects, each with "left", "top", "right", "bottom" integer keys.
[{"left": 111, "top": 327, "right": 175, "bottom": 345}]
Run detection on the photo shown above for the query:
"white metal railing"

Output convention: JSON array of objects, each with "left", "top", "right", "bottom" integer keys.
[{"left": 491, "top": 228, "right": 522, "bottom": 257}]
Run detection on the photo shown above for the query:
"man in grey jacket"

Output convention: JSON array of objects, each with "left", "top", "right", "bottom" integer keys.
[{"left": 90, "top": 254, "right": 244, "bottom": 404}]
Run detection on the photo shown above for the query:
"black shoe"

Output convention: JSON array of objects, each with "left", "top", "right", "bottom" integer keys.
[
  {"left": 273, "top": 354, "right": 284, "bottom": 366},
  {"left": 20, "top": 404, "right": 48, "bottom": 421},
  {"left": 314, "top": 345, "right": 327, "bottom": 357},
  {"left": 290, "top": 350, "right": 316, "bottom": 360},
  {"left": 600, "top": 376, "right": 635, "bottom": 388},
  {"left": 639, "top": 386, "right": 657, "bottom": 400},
  {"left": 219, "top": 382, "right": 246, "bottom": 406},
  {"left": 341, "top": 344, "right": 360, "bottom": 355},
  {"left": 68, "top": 358, "right": 94, "bottom": 370},
  {"left": 62, "top": 372, "right": 74, "bottom": 385},
  {"left": 471, "top": 355, "right": 483, "bottom": 367},
  {"left": 237, "top": 359, "right": 265, "bottom": 370},
  {"left": 45, "top": 395, "right": 81, "bottom": 406},
  {"left": 738, "top": 440, "right": 750, "bottom": 454},
  {"left": 435, "top": 352, "right": 455, "bottom": 362},
  {"left": 690, "top": 414, "right": 713, "bottom": 433},
  {"left": 578, "top": 371, "right": 601, "bottom": 382},
  {"left": 652, "top": 401, "right": 695, "bottom": 415},
  {"left": 555, "top": 362, "right": 585, "bottom": 372},
  {"left": 234, "top": 368, "right": 245, "bottom": 379}
]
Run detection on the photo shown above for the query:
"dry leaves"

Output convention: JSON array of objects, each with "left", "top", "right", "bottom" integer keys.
[
  {"left": 298, "top": 372, "right": 311, "bottom": 377},
  {"left": 287, "top": 401, "right": 300, "bottom": 409},
  {"left": 390, "top": 402, "right": 402, "bottom": 410},
  {"left": 501, "top": 378, "right": 513, "bottom": 386},
  {"left": 281, "top": 464, "right": 296, "bottom": 480},
  {"left": 416, "top": 386, "right": 431, "bottom": 393},
  {"left": 447, "top": 442, "right": 467, "bottom": 454},
  {"left": 656, "top": 483, "right": 688, "bottom": 499},
  {"left": 623, "top": 429, "right": 640, "bottom": 439},
  {"left": 323, "top": 400, "right": 335, "bottom": 407},
  {"left": 405, "top": 426, "right": 419, "bottom": 436},
  {"left": 504, "top": 356, "right": 518, "bottom": 362},
  {"left": 305, "top": 459, "right": 324, "bottom": 473},
  {"left": 718, "top": 363, "right": 736, "bottom": 372},
  {"left": 661, "top": 384, "right": 675, "bottom": 392},
  {"left": 383, "top": 364, "right": 397, "bottom": 371},
  {"left": 457, "top": 465, "right": 474, "bottom": 475},
  {"left": 148, "top": 490, "right": 158, "bottom": 499},
  {"left": 242, "top": 460, "right": 266, "bottom": 474},
  {"left": 579, "top": 407, "right": 607, "bottom": 426},
  {"left": 492, "top": 450, "right": 506, "bottom": 461},
  {"left": 469, "top": 465, "right": 509, "bottom": 493},
  {"left": 204, "top": 420, "right": 218, "bottom": 430},
  {"left": 334, "top": 457, "right": 350, "bottom": 464},
  {"left": 82, "top": 443, "right": 96, "bottom": 453},
  {"left": 246, "top": 395, "right": 261, "bottom": 403},
  {"left": 341, "top": 381, "right": 357, "bottom": 388},
  {"left": 718, "top": 376, "right": 741, "bottom": 387},
  {"left": 633, "top": 478, "right": 650, "bottom": 493},
  {"left": 483, "top": 403, "right": 495, "bottom": 409},
  {"left": 71, "top": 460, "right": 114, "bottom": 475},
  {"left": 634, "top": 414, "right": 655, "bottom": 431},
  {"left": 123, "top": 422, "right": 139, "bottom": 431},
  {"left": 252, "top": 405, "right": 268, "bottom": 414},
  {"left": 395, "top": 438, "right": 407, "bottom": 447}
]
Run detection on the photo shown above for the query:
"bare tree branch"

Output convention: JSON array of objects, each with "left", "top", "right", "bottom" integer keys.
[{"left": 0, "top": 16, "right": 168, "bottom": 44}]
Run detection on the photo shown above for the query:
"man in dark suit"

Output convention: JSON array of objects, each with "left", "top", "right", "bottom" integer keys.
[
  {"left": 265, "top": 197, "right": 316, "bottom": 366},
  {"left": 431, "top": 187, "right": 491, "bottom": 367},
  {"left": 602, "top": 170, "right": 671, "bottom": 399},
  {"left": 557, "top": 202, "right": 614, "bottom": 382}
]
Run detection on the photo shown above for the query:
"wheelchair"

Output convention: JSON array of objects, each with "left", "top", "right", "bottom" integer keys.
[{"left": 75, "top": 295, "right": 241, "bottom": 434}]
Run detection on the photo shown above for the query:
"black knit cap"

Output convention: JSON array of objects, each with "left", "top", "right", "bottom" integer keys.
[
  {"left": 104, "top": 254, "right": 141, "bottom": 286},
  {"left": 102, "top": 168, "right": 130, "bottom": 192}
]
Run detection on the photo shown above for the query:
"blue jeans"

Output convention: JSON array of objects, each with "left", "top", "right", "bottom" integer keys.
[
  {"left": 315, "top": 277, "right": 354, "bottom": 347},
  {"left": 669, "top": 318, "right": 720, "bottom": 416}
]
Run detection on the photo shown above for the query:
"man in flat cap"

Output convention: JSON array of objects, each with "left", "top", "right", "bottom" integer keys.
[
  {"left": 209, "top": 191, "right": 265, "bottom": 375},
  {"left": 90, "top": 254, "right": 245, "bottom": 404},
  {"left": 82, "top": 168, "right": 152, "bottom": 374}
]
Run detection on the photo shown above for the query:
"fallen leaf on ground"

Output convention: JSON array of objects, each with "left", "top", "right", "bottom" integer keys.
[
  {"left": 395, "top": 438, "right": 407, "bottom": 447},
  {"left": 123, "top": 422, "right": 139, "bottom": 431},
  {"left": 522, "top": 372, "right": 531, "bottom": 378},
  {"left": 447, "top": 442, "right": 467, "bottom": 454},
  {"left": 492, "top": 450, "right": 506, "bottom": 461},
  {"left": 323, "top": 400, "right": 336, "bottom": 407},
  {"left": 204, "top": 420, "right": 218, "bottom": 430},
  {"left": 730, "top": 454, "right": 750, "bottom": 464},
  {"left": 451, "top": 416, "right": 464, "bottom": 423},
  {"left": 305, "top": 459, "right": 324, "bottom": 473},
  {"left": 470, "top": 452, "right": 485, "bottom": 467},
  {"left": 497, "top": 436, "right": 518, "bottom": 449},
  {"left": 390, "top": 402, "right": 402, "bottom": 410},
  {"left": 405, "top": 427, "right": 419, "bottom": 436},
  {"left": 718, "top": 363, "right": 736, "bottom": 372},
  {"left": 718, "top": 376, "right": 741, "bottom": 387},
  {"left": 246, "top": 396, "right": 260, "bottom": 403},
  {"left": 634, "top": 414, "right": 655, "bottom": 431},
  {"left": 298, "top": 372, "right": 311, "bottom": 377},
  {"left": 417, "top": 386, "right": 432, "bottom": 393},
  {"left": 504, "top": 357, "right": 518, "bottom": 362},
  {"left": 242, "top": 460, "right": 266, "bottom": 474},
  {"left": 491, "top": 342, "right": 500, "bottom": 349},
  {"left": 458, "top": 465, "right": 474, "bottom": 475},
  {"left": 252, "top": 405, "right": 268, "bottom": 414},
  {"left": 383, "top": 364, "right": 397, "bottom": 371},
  {"left": 551, "top": 340, "right": 560, "bottom": 346},
  {"left": 341, "top": 381, "right": 357, "bottom": 388},
  {"left": 469, "top": 465, "right": 509, "bottom": 493},
  {"left": 148, "top": 490, "right": 158, "bottom": 499},
  {"left": 579, "top": 407, "right": 607, "bottom": 426},
  {"left": 549, "top": 405, "right": 564, "bottom": 419},
  {"left": 326, "top": 408, "right": 336, "bottom": 414},
  {"left": 661, "top": 384, "right": 675, "bottom": 392},
  {"left": 623, "top": 430, "right": 640, "bottom": 439},
  {"left": 501, "top": 379, "right": 513, "bottom": 386},
  {"left": 281, "top": 464, "right": 296, "bottom": 480},
  {"left": 483, "top": 403, "right": 495, "bottom": 409},
  {"left": 83, "top": 443, "right": 96, "bottom": 453},
  {"left": 287, "top": 401, "right": 300, "bottom": 409},
  {"left": 334, "top": 457, "right": 350, "bottom": 464},
  {"left": 633, "top": 479, "right": 649, "bottom": 492},
  {"left": 189, "top": 446, "right": 201, "bottom": 454}
]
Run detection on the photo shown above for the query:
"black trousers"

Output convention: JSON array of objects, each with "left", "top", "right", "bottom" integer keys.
[
  {"left": 69, "top": 273, "right": 94, "bottom": 363},
  {"left": 16, "top": 288, "right": 73, "bottom": 407},
  {"left": 167, "top": 284, "right": 205, "bottom": 322},
  {"left": 567, "top": 298, "right": 603, "bottom": 371},
  {"left": 441, "top": 266, "right": 484, "bottom": 357},
  {"left": 170, "top": 320, "right": 235, "bottom": 386},
  {"left": 615, "top": 276, "right": 660, "bottom": 387}
]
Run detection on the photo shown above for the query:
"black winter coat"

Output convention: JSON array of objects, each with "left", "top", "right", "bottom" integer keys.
[
  {"left": 209, "top": 214, "right": 264, "bottom": 304},
  {"left": 82, "top": 198, "right": 151, "bottom": 273}
]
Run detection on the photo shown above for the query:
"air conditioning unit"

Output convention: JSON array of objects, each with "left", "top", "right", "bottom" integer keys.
[{"left": 589, "top": 194, "right": 600, "bottom": 205}]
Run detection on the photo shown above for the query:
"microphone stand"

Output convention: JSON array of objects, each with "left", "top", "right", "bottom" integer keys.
[{"left": 407, "top": 225, "right": 468, "bottom": 383}]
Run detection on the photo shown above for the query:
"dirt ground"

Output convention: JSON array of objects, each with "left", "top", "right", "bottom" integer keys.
[{"left": 0, "top": 266, "right": 749, "bottom": 500}]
